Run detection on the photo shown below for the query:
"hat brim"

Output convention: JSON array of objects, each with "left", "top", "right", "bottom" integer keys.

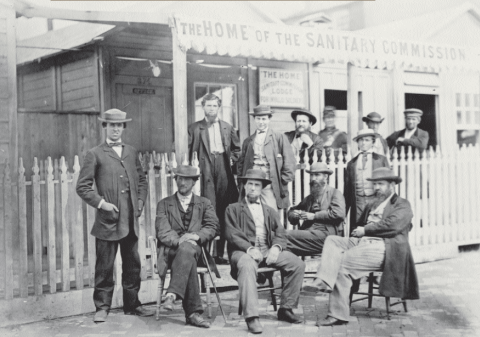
[
  {"left": 353, "top": 133, "right": 377, "bottom": 141},
  {"left": 306, "top": 169, "right": 333, "bottom": 175},
  {"left": 366, "top": 176, "right": 402, "bottom": 184},
  {"left": 238, "top": 176, "right": 271, "bottom": 187},
  {"left": 362, "top": 116, "right": 384, "bottom": 123},
  {"left": 98, "top": 117, "right": 132, "bottom": 123},
  {"left": 249, "top": 112, "right": 273, "bottom": 117},
  {"left": 173, "top": 171, "right": 200, "bottom": 179},
  {"left": 291, "top": 111, "right": 317, "bottom": 125}
]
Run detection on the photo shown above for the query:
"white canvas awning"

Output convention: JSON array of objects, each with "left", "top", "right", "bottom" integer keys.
[{"left": 173, "top": 14, "right": 480, "bottom": 72}]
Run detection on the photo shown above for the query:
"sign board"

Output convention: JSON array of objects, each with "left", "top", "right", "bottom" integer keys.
[
  {"left": 133, "top": 88, "right": 156, "bottom": 95},
  {"left": 258, "top": 67, "right": 305, "bottom": 108}
]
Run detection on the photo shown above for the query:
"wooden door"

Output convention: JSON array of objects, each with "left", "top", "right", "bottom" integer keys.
[{"left": 115, "top": 84, "right": 174, "bottom": 153}]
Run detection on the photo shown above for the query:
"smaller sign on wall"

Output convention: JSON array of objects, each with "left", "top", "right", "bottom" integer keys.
[{"left": 258, "top": 67, "right": 305, "bottom": 108}]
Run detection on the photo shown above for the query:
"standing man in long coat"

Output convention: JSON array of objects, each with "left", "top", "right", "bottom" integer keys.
[
  {"left": 237, "top": 105, "right": 296, "bottom": 211},
  {"left": 76, "top": 109, "right": 151, "bottom": 322},
  {"left": 188, "top": 93, "right": 240, "bottom": 264}
]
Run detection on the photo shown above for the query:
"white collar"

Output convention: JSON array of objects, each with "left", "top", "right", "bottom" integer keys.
[{"left": 177, "top": 192, "right": 193, "bottom": 201}]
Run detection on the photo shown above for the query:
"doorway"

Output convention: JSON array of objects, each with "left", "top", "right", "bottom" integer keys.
[{"left": 405, "top": 93, "right": 437, "bottom": 148}]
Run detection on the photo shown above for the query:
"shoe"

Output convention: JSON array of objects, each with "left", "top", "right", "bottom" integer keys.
[
  {"left": 93, "top": 309, "right": 108, "bottom": 323},
  {"left": 277, "top": 308, "right": 302, "bottom": 324},
  {"left": 246, "top": 317, "right": 263, "bottom": 334},
  {"left": 316, "top": 316, "right": 348, "bottom": 327},
  {"left": 162, "top": 294, "right": 175, "bottom": 311},
  {"left": 303, "top": 279, "right": 332, "bottom": 293},
  {"left": 124, "top": 306, "right": 154, "bottom": 317},
  {"left": 186, "top": 312, "right": 210, "bottom": 328},
  {"left": 214, "top": 256, "right": 229, "bottom": 265}
]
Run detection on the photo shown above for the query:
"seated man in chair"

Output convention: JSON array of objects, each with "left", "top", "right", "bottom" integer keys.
[
  {"left": 155, "top": 165, "right": 219, "bottom": 328},
  {"left": 225, "top": 169, "right": 305, "bottom": 334},
  {"left": 304, "top": 167, "right": 419, "bottom": 326},
  {"left": 286, "top": 162, "right": 345, "bottom": 256}
]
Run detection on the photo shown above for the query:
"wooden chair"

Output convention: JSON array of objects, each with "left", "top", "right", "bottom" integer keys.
[
  {"left": 148, "top": 236, "right": 212, "bottom": 320},
  {"left": 238, "top": 267, "right": 280, "bottom": 315},
  {"left": 349, "top": 271, "right": 408, "bottom": 319}
]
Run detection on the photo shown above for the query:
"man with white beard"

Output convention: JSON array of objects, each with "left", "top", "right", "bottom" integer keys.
[
  {"left": 303, "top": 167, "right": 419, "bottom": 327},
  {"left": 286, "top": 162, "right": 345, "bottom": 256}
]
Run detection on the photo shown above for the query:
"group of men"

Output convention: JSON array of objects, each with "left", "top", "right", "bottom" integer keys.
[{"left": 76, "top": 93, "right": 423, "bottom": 334}]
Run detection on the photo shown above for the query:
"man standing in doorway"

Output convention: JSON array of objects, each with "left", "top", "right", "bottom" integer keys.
[
  {"left": 386, "top": 108, "right": 429, "bottom": 154},
  {"left": 362, "top": 112, "right": 389, "bottom": 157},
  {"left": 76, "top": 109, "right": 152, "bottom": 323},
  {"left": 237, "top": 105, "right": 296, "bottom": 211},
  {"left": 188, "top": 93, "right": 240, "bottom": 264},
  {"left": 284, "top": 108, "right": 324, "bottom": 164},
  {"left": 318, "top": 106, "right": 348, "bottom": 160}
]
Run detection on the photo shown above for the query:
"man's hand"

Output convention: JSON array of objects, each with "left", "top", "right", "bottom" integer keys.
[
  {"left": 101, "top": 202, "right": 119, "bottom": 212},
  {"left": 265, "top": 246, "right": 281, "bottom": 265},
  {"left": 137, "top": 199, "right": 144, "bottom": 217},
  {"left": 300, "top": 133, "right": 314, "bottom": 148},
  {"left": 300, "top": 211, "right": 315, "bottom": 221},
  {"left": 396, "top": 137, "right": 405, "bottom": 144},
  {"left": 179, "top": 233, "right": 200, "bottom": 245},
  {"left": 247, "top": 247, "right": 263, "bottom": 262},
  {"left": 290, "top": 210, "right": 302, "bottom": 219},
  {"left": 351, "top": 227, "right": 365, "bottom": 238}
]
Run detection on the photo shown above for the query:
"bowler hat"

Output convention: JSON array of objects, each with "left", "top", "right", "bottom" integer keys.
[
  {"left": 362, "top": 112, "right": 384, "bottom": 123},
  {"left": 404, "top": 108, "right": 423, "bottom": 117},
  {"left": 306, "top": 162, "right": 333, "bottom": 175},
  {"left": 173, "top": 165, "right": 200, "bottom": 179},
  {"left": 367, "top": 167, "right": 402, "bottom": 184},
  {"left": 291, "top": 108, "right": 317, "bottom": 125},
  {"left": 352, "top": 128, "right": 378, "bottom": 142},
  {"left": 98, "top": 108, "right": 132, "bottom": 123},
  {"left": 323, "top": 106, "right": 336, "bottom": 118},
  {"left": 249, "top": 105, "right": 274, "bottom": 117},
  {"left": 238, "top": 169, "right": 271, "bottom": 187}
]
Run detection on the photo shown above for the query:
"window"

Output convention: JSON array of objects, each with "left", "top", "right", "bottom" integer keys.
[
  {"left": 455, "top": 92, "right": 480, "bottom": 146},
  {"left": 194, "top": 83, "right": 238, "bottom": 129}
]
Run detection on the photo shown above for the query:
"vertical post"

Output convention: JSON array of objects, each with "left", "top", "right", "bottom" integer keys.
[
  {"left": 391, "top": 68, "right": 405, "bottom": 134},
  {"left": 46, "top": 157, "right": 56, "bottom": 293},
  {"left": 72, "top": 156, "right": 84, "bottom": 289},
  {"left": 32, "top": 158, "right": 43, "bottom": 295},
  {"left": 347, "top": 63, "right": 359, "bottom": 158},
  {"left": 170, "top": 17, "right": 188, "bottom": 160},
  {"left": 3, "top": 160, "right": 13, "bottom": 299},
  {"left": 18, "top": 158, "right": 28, "bottom": 297}
]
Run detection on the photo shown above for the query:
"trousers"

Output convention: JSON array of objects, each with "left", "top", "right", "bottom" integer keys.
[
  {"left": 231, "top": 250, "right": 305, "bottom": 319},
  {"left": 286, "top": 229, "right": 329, "bottom": 256},
  {"left": 317, "top": 235, "right": 385, "bottom": 321},
  {"left": 167, "top": 242, "right": 204, "bottom": 317}
]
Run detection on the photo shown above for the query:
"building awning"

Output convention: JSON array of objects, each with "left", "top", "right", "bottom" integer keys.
[{"left": 173, "top": 14, "right": 480, "bottom": 72}]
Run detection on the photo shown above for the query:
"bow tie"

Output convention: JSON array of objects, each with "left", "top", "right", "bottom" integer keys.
[
  {"left": 258, "top": 130, "right": 266, "bottom": 134},
  {"left": 108, "top": 142, "right": 123, "bottom": 147}
]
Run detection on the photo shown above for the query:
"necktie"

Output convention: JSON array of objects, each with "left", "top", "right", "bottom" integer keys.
[
  {"left": 362, "top": 152, "right": 368, "bottom": 169},
  {"left": 109, "top": 142, "right": 123, "bottom": 147},
  {"left": 258, "top": 130, "right": 266, "bottom": 134}
]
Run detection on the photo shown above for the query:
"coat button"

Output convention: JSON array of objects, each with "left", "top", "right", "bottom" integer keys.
[
  {"left": 121, "top": 190, "right": 125, "bottom": 193},
  {"left": 120, "top": 175, "right": 123, "bottom": 178}
]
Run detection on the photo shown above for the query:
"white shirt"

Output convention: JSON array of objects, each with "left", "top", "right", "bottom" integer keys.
[
  {"left": 404, "top": 128, "right": 417, "bottom": 140},
  {"left": 177, "top": 192, "right": 193, "bottom": 212},
  {"left": 246, "top": 198, "right": 269, "bottom": 257},
  {"left": 206, "top": 117, "right": 224, "bottom": 153},
  {"left": 98, "top": 138, "right": 124, "bottom": 209}
]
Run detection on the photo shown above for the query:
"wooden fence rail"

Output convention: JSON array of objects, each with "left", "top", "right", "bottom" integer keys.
[{"left": 1, "top": 145, "right": 480, "bottom": 300}]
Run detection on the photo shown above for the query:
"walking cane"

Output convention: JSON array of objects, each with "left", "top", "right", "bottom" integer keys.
[{"left": 201, "top": 246, "right": 227, "bottom": 323}]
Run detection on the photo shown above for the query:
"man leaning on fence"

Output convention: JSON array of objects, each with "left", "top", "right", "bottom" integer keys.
[
  {"left": 286, "top": 162, "right": 345, "bottom": 257},
  {"left": 303, "top": 167, "right": 419, "bottom": 326},
  {"left": 155, "top": 165, "right": 219, "bottom": 328},
  {"left": 76, "top": 109, "right": 152, "bottom": 323}
]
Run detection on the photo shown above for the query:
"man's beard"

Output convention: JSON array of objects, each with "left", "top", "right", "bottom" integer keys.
[
  {"left": 247, "top": 194, "right": 260, "bottom": 204},
  {"left": 310, "top": 180, "right": 326, "bottom": 198},
  {"left": 370, "top": 187, "right": 393, "bottom": 209}
]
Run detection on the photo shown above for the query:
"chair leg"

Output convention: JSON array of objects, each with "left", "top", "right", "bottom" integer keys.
[
  {"left": 267, "top": 274, "right": 278, "bottom": 312},
  {"left": 203, "top": 273, "right": 212, "bottom": 318},
  {"left": 385, "top": 297, "right": 391, "bottom": 320},
  {"left": 238, "top": 302, "right": 242, "bottom": 316},
  {"left": 367, "top": 273, "right": 374, "bottom": 309},
  {"left": 402, "top": 299, "right": 408, "bottom": 312},
  {"left": 156, "top": 277, "right": 165, "bottom": 320}
]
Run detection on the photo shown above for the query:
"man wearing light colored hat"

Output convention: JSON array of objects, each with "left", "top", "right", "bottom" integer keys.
[
  {"left": 386, "top": 108, "right": 429, "bottom": 153},
  {"left": 362, "top": 112, "right": 389, "bottom": 157},
  {"left": 155, "top": 165, "right": 219, "bottom": 328},
  {"left": 286, "top": 162, "right": 345, "bottom": 256},
  {"left": 226, "top": 169, "right": 305, "bottom": 333},
  {"left": 238, "top": 105, "right": 296, "bottom": 211},
  {"left": 77, "top": 109, "right": 151, "bottom": 322},
  {"left": 304, "top": 167, "right": 419, "bottom": 327},
  {"left": 284, "top": 108, "right": 324, "bottom": 164},
  {"left": 344, "top": 129, "right": 389, "bottom": 227},
  {"left": 318, "top": 106, "right": 347, "bottom": 159}
]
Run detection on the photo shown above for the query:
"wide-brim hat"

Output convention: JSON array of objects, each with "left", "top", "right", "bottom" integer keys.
[
  {"left": 367, "top": 167, "right": 402, "bottom": 184},
  {"left": 362, "top": 112, "right": 384, "bottom": 123},
  {"left": 404, "top": 108, "right": 423, "bottom": 117},
  {"left": 173, "top": 165, "right": 200, "bottom": 179},
  {"left": 238, "top": 168, "right": 271, "bottom": 187},
  {"left": 306, "top": 162, "right": 333, "bottom": 175},
  {"left": 291, "top": 108, "right": 317, "bottom": 125},
  {"left": 249, "top": 105, "right": 274, "bottom": 117},
  {"left": 323, "top": 106, "right": 336, "bottom": 118},
  {"left": 98, "top": 108, "right": 132, "bottom": 123},
  {"left": 353, "top": 128, "right": 378, "bottom": 142}
]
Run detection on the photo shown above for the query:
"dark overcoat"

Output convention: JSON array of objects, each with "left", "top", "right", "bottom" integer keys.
[
  {"left": 287, "top": 185, "right": 346, "bottom": 234},
  {"left": 358, "top": 194, "right": 420, "bottom": 300},
  {"left": 76, "top": 142, "right": 148, "bottom": 241},
  {"left": 284, "top": 130, "right": 324, "bottom": 164},
  {"left": 345, "top": 152, "right": 389, "bottom": 231},
  {"left": 188, "top": 119, "right": 240, "bottom": 205},
  {"left": 225, "top": 199, "right": 287, "bottom": 280},
  {"left": 155, "top": 193, "right": 219, "bottom": 278},
  {"left": 237, "top": 129, "right": 296, "bottom": 209},
  {"left": 386, "top": 128, "right": 429, "bottom": 152}
]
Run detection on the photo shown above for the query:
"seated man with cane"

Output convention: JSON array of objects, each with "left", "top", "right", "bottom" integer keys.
[
  {"left": 155, "top": 165, "right": 219, "bottom": 328},
  {"left": 303, "top": 167, "right": 419, "bottom": 326}
]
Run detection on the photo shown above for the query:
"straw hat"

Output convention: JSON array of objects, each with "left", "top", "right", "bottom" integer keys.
[
  {"left": 173, "top": 165, "right": 200, "bottom": 179},
  {"left": 306, "top": 162, "right": 333, "bottom": 175},
  {"left": 404, "top": 108, "right": 423, "bottom": 117},
  {"left": 98, "top": 109, "right": 132, "bottom": 123},
  {"left": 352, "top": 129, "right": 378, "bottom": 142}
]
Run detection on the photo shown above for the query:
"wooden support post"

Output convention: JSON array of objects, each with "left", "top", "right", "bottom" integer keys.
[
  {"left": 170, "top": 18, "right": 188, "bottom": 160},
  {"left": 347, "top": 63, "right": 359, "bottom": 157},
  {"left": 391, "top": 68, "right": 405, "bottom": 134}
]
